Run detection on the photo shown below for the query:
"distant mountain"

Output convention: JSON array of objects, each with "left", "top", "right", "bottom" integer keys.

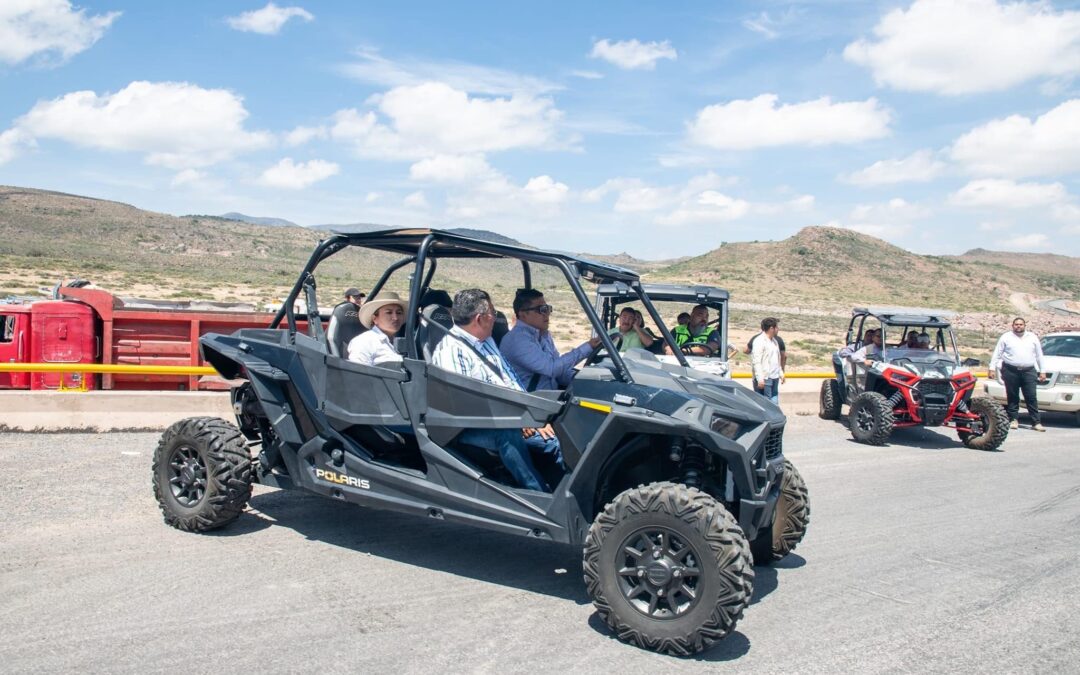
[
  {"left": 651, "top": 226, "right": 1080, "bottom": 314},
  {"left": 310, "top": 222, "right": 388, "bottom": 233},
  {"left": 219, "top": 212, "right": 299, "bottom": 227}
]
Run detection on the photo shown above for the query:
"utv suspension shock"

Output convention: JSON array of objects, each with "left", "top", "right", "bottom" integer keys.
[
  {"left": 671, "top": 438, "right": 707, "bottom": 489},
  {"left": 887, "top": 391, "right": 906, "bottom": 409}
]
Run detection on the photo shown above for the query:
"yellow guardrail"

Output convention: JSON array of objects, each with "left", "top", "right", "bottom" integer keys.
[{"left": 0, "top": 363, "right": 217, "bottom": 376}]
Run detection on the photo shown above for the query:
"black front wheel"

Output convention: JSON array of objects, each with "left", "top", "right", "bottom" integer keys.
[
  {"left": 583, "top": 482, "right": 753, "bottom": 656},
  {"left": 849, "top": 391, "right": 895, "bottom": 445},
  {"left": 958, "top": 397, "right": 1009, "bottom": 451},
  {"left": 751, "top": 459, "right": 810, "bottom": 565},
  {"left": 152, "top": 417, "right": 253, "bottom": 532}
]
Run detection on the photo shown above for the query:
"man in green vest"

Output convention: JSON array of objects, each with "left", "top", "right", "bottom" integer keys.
[{"left": 670, "top": 304, "right": 721, "bottom": 356}]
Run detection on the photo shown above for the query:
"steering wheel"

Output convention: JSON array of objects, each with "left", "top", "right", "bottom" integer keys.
[
  {"left": 680, "top": 343, "right": 717, "bottom": 357},
  {"left": 585, "top": 345, "right": 611, "bottom": 366}
]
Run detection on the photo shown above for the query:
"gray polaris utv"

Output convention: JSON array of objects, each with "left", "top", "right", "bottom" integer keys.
[{"left": 152, "top": 229, "right": 809, "bottom": 656}]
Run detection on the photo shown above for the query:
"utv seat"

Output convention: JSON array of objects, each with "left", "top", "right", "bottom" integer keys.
[
  {"left": 492, "top": 311, "right": 509, "bottom": 347},
  {"left": 418, "top": 304, "right": 454, "bottom": 360}
]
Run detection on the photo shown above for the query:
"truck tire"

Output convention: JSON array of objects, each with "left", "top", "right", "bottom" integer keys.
[
  {"left": 819, "top": 379, "right": 841, "bottom": 420},
  {"left": 958, "top": 397, "right": 1009, "bottom": 451},
  {"left": 751, "top": 459, "right": 810, "bottom": 565},
  {"left": 583, "top": 481, "right": 753, "bottom": 656},
  {"left": 152, "top": 417, "right": 253, "bottom": 532},
  {"left": 849, "top": 391, "right": 894, "bottom": 445}
]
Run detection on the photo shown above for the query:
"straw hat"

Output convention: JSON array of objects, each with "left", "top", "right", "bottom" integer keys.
[{"left": 358, "top": 291, "right": 407, "bottom": 329}]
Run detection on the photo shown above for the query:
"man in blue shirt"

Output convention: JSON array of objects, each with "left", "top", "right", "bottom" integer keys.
[
  {"left": 431, "top": 288, "right": 562, "bottom": 490},
  {"left": 500, "top": 288, "right": 601, "bottom": 392}
]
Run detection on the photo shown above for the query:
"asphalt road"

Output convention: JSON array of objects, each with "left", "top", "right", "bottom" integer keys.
[{"left": 2, "top": 413, "right": 1079, "bottom": 673}]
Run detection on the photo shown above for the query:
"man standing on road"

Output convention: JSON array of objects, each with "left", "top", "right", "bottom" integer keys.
[
  {"left": 328, "top": 288, "right": 365, "bottom": 357},
  {"left": 989, "top": 317, "right": 1047, "bottom": 432},
  {"left": 500, "top": 288, "right": 600, "bottom": 391},
  {"left": 752, "top": 317, "right": 784, "bottom": 403},
  {"left": 745, "top": 318, "right": 787, "bottom": 388}
]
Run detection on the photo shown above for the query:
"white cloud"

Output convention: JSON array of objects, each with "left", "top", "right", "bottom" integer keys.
[
  {"left": 949, "top": 179, "right": 1068, "bottom": 209},
  {"left": 226, "top": 2, "right": 312, "bottom": 35},
  {"left": 589, "top": 38, "right": 677, "bottom": 70},
  {"left": 257, "top": 158, "right": 339, "bottom": 189},
  {"left": 998, "top": 233, "right": 1050, "bottom": 250},
  {"left": 403, "top": 191, "right": 429, "bottom": 208},
  {"left": 13, "top": 81, "right": 273, "bottom": 169},
  {"left": 688, "top": 94, "right": 891, "bottom": 150},
  {"left": 977, "top": 220, "right": 1012, "bottom": 231},
  {"left": 170, "top": 169, "right": 205, "bottom": 187},
  {"left": 443, "top": 170, "right": 569, "bottom": 220},
  {"left": 330, "top": 82, "right": 563, "bottom": 160},
  {"left": 949, "top": 99, "right": 1080, "bottom": 177},
  {"left": 743, "top": 12, "right": 780, "bottom": 39},
  {"left": 284, "top": 125, "right": 328, "bottom": 147},
  {"left": 364, "top": 191, "right": 380, "bottom": 203},
  {"left": 1052, "top": 203, "right": 1080, "bottom": 224},
  {"left": 844, "top": 0, "right": 1080, "bottom": 95},
  {"left": 409, "top": 154, "right": 495, "bottom": 184},
  {"left": 842, "top": 149, "right": 948, "bottom": 185},
  {"left": 523, "top": 175, "right": 569, "bottom": 204},
  {"left": 850, "top": 197, "right": 931, "bottom": 222},
  {"left": 0, "top": 0, "right": 120, "bottom": 66},
  {"left": 339, "top": 47, "right": 560, "bottom": 96},
  {"left": 659, "top": 191, "right": 751, "bottom": 225},
  {"left": 570, "top": 70, "right": 604, "bottom": 80},
  {"left": 0, "top": 128, "right": 35, "bottom": 164}
]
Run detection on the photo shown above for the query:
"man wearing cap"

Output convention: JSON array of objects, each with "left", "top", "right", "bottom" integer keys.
[
  {"left": 347, "top": 292, "right": 407, "bottom": 367},
  {"left": 328, "top": 288, "right": 365, "bottom": 358}
]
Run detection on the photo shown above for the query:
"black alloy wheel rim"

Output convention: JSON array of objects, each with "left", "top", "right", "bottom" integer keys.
[
  {"left": 856, "top": 405, "right": 876, "bottom": 432},
  {"left": 168, "top": 444, "right": 207, "bottom": 507},
  {"left": 616, "top": 527, "right": 703, "bottom": 619}
]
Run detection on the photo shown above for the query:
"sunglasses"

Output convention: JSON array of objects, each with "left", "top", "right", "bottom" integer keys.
[{"left": 522, "top": 304, "right": 554, "bottom": 316}]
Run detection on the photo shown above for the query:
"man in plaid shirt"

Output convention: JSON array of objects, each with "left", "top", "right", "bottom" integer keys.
[{"left": 431, "top": 288, "right": 554, "bottom": 491}]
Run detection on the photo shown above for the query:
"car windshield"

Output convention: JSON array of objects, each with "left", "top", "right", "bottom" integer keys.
[
  {"left": 880, "top": 323, "right": 959, "bottom": 364},
  {"left": 1042, "top": 335, "right": 1080, "bottom": 358}
]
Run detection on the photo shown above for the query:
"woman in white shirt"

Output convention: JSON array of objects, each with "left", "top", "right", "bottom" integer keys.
[{"left": 347, "top": 291, "right": 407, "bottom": 367}]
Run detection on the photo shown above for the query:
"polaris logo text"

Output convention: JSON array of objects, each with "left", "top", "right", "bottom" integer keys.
[{"left": 315, "top": 468, "right": 370, "bottom": 490}]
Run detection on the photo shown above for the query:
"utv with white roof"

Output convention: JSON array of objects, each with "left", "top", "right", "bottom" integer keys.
[
  {"left": 151, "top": 229, "right": 809, "bottom": 656},
  {"left": 821, "top": 306, "right": 1008, "bottom": 450}
]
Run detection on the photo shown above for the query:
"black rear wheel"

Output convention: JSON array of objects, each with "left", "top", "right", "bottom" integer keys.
[
  {"left": 958, "top": 397, "right": 1009, "bottom": 451},
  {"left": 152, "top": 417, "right": 253, "bottom": 532},
  {"left": 819, "top": 379, "right": 841, "bottom": 420},
  {"left": 583, "top": 482, "right": 753, "bottom": 656},
  {"left": 849, "top": 391, "right": 894, "bottom": 445}
]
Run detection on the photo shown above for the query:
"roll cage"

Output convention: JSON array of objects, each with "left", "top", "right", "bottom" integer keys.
[
  {"left": 267, "top": 228, "right": 694, "bottom": 382},
  {"left": 847, "top": 306, "right": 962, "bottom": 365}
]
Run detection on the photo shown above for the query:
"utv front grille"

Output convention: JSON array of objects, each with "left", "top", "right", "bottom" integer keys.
[
  {"left": 764, "top": 427, "right": 784, "bottom": 459},
  {"left": 916, "top": 380, "right": 953, "bottom": 403}
]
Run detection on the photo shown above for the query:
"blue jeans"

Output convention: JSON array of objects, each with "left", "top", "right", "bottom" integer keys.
[
  {"left": 524, "top": 433, "right": 565, "bottom": 470},
  {"left": 455, "top": 428, "right": 547, "bottom": 491},
  {"left": 761, "top": 378, "right": 780, "bottom": 404}
]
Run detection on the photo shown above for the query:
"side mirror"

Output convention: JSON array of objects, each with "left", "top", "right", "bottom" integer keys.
[{"left": 962, "top": 357, "right": 981, "bottom": 367}]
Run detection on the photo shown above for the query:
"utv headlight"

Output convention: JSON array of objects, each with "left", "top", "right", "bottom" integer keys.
[
  {"left": 710, "top": 413, "right": 742, "bottom": 439},
  {"left": 1057, "top": 373, "right": 1078, "bottom": 385}
]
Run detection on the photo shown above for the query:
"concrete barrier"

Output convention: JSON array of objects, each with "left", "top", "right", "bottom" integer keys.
[{"left": 0, "top": 378, "right": 823, "bottom": 432}]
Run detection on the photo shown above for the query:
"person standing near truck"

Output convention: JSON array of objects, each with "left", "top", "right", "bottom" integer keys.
[
  {"left": 327, "top": 287, "right": 365, "bottom": 357},
  {"left": 989, "top": 317, "right": 1047, "bottom": 432}
]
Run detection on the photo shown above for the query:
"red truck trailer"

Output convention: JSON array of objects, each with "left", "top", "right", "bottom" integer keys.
[{"left": 0, "top": 286, "right": 309, "bottom": 391}]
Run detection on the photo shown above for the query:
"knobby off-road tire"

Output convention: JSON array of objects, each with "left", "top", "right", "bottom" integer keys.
[
  {"left": 958, "top": 397, "right": 1009, "bottom": 451},
  {"left": 152, "top": 417, "right": 253, "bottom": 532},
  {"left": 819, "top": 379, "right": 842, "bottom": 420},
  {"left": 750, "top": 460, "right": 810, "bottom": 565},
  {"left": 849, "top": 391, "right": 894, "bottom": 446},
  {"left": 583, "top": 482, "right": 754, "bottom": 656}
]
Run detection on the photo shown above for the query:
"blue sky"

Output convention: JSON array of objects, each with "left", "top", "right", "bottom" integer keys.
[{"left": 2, "top": 0, "right": 1080, "bottom": 259}]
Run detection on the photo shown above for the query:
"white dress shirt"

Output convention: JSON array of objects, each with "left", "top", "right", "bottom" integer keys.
[
  {"left": 751, "top": 331, "right": 783, "bottom": 381},
  {"left": 989, "top": 331, "right": 1044, "bottom": 372},
  {"left": 347, "top": 326, "right": 402, "bottom": 366}
]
